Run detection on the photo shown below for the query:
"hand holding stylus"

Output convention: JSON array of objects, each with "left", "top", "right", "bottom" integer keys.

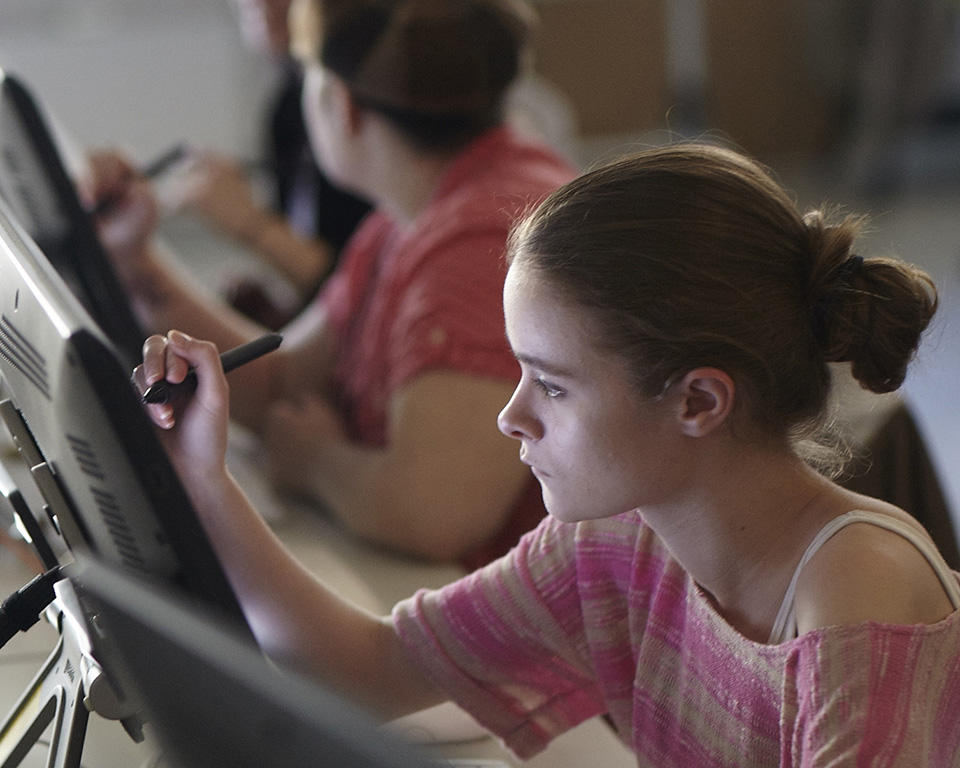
[
  {"left": 137, "top": 331, "right": 243, "bottom": 493},
  {"left": 141, "top": 333, "right": 283, "bottom": 405},
  {"left": 90, "top": 142, "right": 187, "bottom": 217}
]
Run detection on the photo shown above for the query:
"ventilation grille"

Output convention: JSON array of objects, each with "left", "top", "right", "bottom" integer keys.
[
  {"left": 0, "top": 314, "right": 50, "bottom": 399},
  {"left": 67, "top": 431, "right": 147, "bottom": 572},
  {"left": 66, "top": 433, "right": 105, "bottom": 480}
]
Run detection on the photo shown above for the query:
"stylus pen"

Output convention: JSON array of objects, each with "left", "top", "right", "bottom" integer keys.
[
  {"left": 138, "top": 143, "right": 189, "bottom": 179},
  {"left": 141, "top": 333, "right": 283, "bottom": 405},
  {"left": 91, "top": 142, "right": 188, "bottom": 216}
]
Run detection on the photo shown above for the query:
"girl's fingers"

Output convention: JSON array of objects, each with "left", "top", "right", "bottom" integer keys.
[
  {"left": 163, "top": 331, "right": 229, "bottom": 407},
  {"left": 136, "top": 331, "right": 222, "bottom": 429},
  {"left": 140, "top": 334, "right": 173, "bottom": 387}
]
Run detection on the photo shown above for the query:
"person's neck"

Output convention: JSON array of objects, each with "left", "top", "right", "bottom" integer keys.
[
  {"left": 362, "top": 124, "right": 462, "bottom": 225},
  {"left": 643, "top": 445, "right": 836, "bottom": 641}
]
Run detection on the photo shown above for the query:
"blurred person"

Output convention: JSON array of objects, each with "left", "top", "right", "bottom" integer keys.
[
  {"left": 88, "top": 0, "right": 576, "bottom": 568},
  {"left": 175, "top": 0, "right": 371, "bottom": 326}
]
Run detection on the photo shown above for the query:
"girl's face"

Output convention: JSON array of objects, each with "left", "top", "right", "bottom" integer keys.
[
  {"left": 302, "top": 64, "right": 340, "bottom": 180},
  {"left": 498, "top": 263, "right": 682, "bottom": 523}
]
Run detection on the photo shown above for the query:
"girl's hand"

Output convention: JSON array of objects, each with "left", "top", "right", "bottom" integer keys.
[{"left": 133, "top": 331, "right": 230, "bottom": 494}]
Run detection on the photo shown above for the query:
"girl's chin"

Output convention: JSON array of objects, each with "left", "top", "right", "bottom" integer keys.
[
  {"left": 543, "top": 493, "right": 635, "bottom": 525},
  {"left": 543, "top": 498, "right": 587, "bottom": 524}
]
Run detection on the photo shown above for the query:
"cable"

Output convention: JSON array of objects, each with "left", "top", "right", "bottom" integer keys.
[{"left": 0, "top": 565, "right": 62, "bottom": 648}]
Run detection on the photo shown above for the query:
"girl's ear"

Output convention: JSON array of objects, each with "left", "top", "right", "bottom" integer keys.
[
  {"left": 315, "top": 74, "right": 364, "bottom": 138},
  {"left": 673, "top": 367, "right": 735, "bottom": 437}
]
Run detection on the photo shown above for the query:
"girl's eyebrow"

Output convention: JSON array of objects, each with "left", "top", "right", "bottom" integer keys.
[{"left": 515, "top": 352, "right": 577, "bottom": 378}]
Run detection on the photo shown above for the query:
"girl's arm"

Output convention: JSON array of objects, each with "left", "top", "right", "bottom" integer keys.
[
  {"left": 138, "top": 331, "right": 446, "bottom": 718},
  {"left": 263, "top": 371, "right": 530, "bottom": 560}
]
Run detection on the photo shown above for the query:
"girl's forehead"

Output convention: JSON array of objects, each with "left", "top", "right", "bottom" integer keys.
[
  {"left": 504, "top": 261, "right": 639, "bottom": 378},
  {"left": 504, "top": 262, "right": 554, "bottom": 318},
  {"left": 505, "top": 266, "right": 596, "bottom": 352},
  {"left": 504, "top": 260, "right": 555, "bottom": 302}
]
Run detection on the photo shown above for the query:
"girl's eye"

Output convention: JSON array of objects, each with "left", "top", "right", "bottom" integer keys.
[{"left": 535, "top": 376, "right": 564, "bottom": 398}]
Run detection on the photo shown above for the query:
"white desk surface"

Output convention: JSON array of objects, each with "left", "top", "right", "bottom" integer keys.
[{"left": 0, "top": 426, "right": 635, "bottom": 768}]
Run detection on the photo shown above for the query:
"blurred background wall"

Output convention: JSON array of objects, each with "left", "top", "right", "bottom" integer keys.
[
  {"left": 2, "top": 0, "right": 958, "bottom": 187},
  {"left": 0, "top": 0, "right": 271, "bottom": 163}
]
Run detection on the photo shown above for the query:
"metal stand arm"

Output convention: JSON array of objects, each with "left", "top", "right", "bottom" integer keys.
[{"left": 0, "top": 582, "right": 143, "bottom": 768}]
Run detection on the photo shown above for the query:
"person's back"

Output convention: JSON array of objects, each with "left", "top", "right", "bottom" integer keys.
[
  {"left": 177, "top": 0, "right": 372, "bottom": 326},
  {"left": 404, "top": 509, "right": 960, "bottom": 763},
  {"left": 315, "top": 123, "right": 573, "bottom": 567},
  {"left": 264, "top": 0, "right": 577, "bottom": 564}
]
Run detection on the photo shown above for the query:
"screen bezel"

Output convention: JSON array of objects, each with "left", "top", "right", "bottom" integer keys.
[
  {"left": 0, "top": 191, "right": 249, "bottom": 635},
  {"left": 0, "top": 70, "right": 145, "bottom": 369}
]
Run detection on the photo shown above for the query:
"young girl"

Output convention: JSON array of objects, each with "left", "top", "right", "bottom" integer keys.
[{"left": 139, "top": 143, "right": 960, "bottom": 766}]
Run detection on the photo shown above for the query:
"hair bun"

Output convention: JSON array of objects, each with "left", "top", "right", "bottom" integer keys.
[
  {"left": 810, "top": 254, "right": 863, "bottom": 347},
  {"left": 813, "top": 251, "right": 937, "bottom": 393}
]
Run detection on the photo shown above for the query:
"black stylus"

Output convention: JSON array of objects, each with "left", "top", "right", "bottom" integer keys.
[
  {"left": 141, "top": 333, "right": 283, "bottom": 405},
  {"left": 91, "top": 142, "right": 188, "bottom": 216}
]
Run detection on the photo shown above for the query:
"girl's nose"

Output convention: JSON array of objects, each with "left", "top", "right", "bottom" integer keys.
[{"left": 498, "top": 386, "right": 542, "bottom": 441}]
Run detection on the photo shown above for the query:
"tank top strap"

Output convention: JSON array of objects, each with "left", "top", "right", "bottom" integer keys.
[{"left": 768, "top": 510, "right": 960, "bottom": 644}]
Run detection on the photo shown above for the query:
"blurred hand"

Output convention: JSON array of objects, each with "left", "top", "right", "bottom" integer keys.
[
  {"left": 263, "top": 395, "right": 346, "bottom": 496},
  {"left": 175, "top": 150, "right": 265, "bottom": 242},
  {"left": 83, "top": 150, "right": 160, "bottom": 276}
]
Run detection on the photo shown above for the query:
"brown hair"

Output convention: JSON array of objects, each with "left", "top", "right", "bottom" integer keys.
[
  {"left": 294, "top": 0, "right": 535, "bottom": 151},
  {"left": 508, "top": 143, "right": 938, "bottom": 458}
]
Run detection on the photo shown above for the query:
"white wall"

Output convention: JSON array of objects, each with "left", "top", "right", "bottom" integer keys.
[{"left": 0, "top": 0, "right": 275, "bottom": 164}]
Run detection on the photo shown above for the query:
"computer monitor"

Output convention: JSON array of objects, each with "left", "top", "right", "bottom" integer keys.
[
  {"left": 70, "top": 559, "right": 437, "bottom": 768},
  {"left": 0, "top": 70, "right": 145, "bottom": 369},
  {"left": 0, "top": 189, "right": 248, "bottom": 634}
]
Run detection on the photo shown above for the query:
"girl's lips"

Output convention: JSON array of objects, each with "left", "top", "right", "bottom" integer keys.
[{"left": 520, "top": 452, "right": 547, "bottom": 478}]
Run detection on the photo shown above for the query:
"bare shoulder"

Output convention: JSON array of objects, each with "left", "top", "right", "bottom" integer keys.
[{"left": 794, "top": 510, "right": 958, "bottom": 633}]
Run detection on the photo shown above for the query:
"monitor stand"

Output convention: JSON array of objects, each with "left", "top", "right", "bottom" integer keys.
[
  {"left": 0, "top": 574, "right": 144, "bottom": 768},
  {"left": 0, "top": 409, "right": 144, "bottom": 768},
  {"left": 0, "top": 615, "right": 88, "bottom": 768}
]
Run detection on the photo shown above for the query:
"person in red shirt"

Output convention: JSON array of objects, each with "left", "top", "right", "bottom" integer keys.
[{"left": 87, "top": 0, "right": 576, "bottom": 568}]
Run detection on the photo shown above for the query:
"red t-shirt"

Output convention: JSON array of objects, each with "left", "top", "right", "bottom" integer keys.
[{"left": 316, "top": 126, "right": 576, "bottom": 569}]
